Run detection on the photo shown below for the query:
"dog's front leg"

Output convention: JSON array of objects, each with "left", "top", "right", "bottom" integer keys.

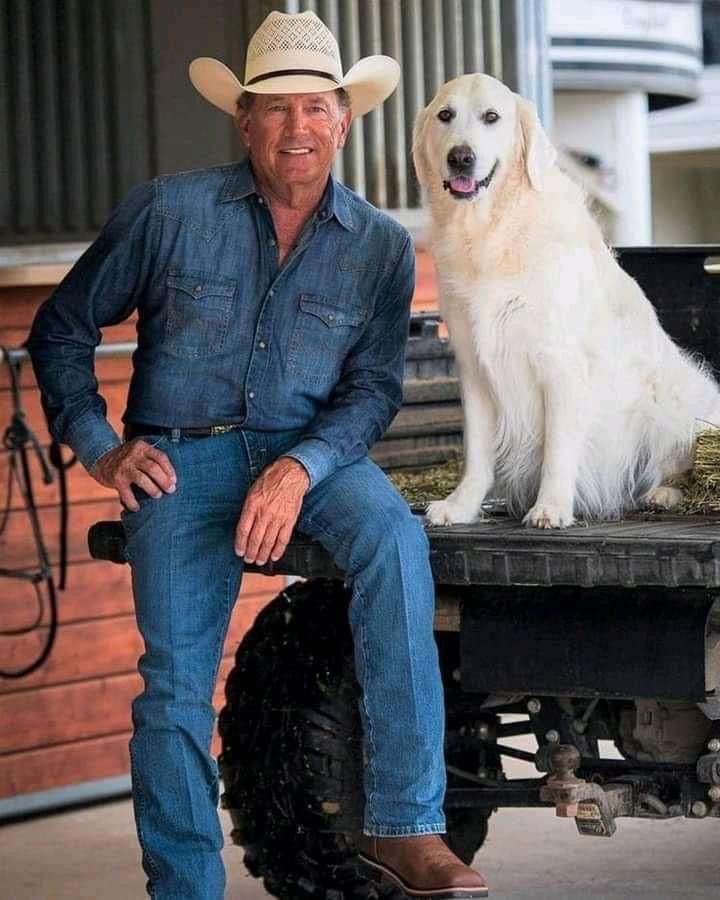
[
  {"left": 426, "top": 361, "right": 496, "bottom": 526},
  {"left": 524, "top": 373, "right": 587, "bottom": 529}
]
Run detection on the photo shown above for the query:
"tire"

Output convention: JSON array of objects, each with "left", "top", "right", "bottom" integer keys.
[{"left": 219, "top": 578, "right": 491, "bottom": 899}]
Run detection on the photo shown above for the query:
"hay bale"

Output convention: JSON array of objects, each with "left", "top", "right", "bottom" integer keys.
[
  {"left": 680, "top": 426, "right": 720, "bottom": 514},
  {"left": 389, "top": 429, "right": 720, "bottom": 516},
  {"left": 388, "top": 455, "right": 463, "bottom": 506}
]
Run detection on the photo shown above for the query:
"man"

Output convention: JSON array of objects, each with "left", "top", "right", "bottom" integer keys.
[{"left": 27, "top": 10, "right": 488, "bottom": 900}]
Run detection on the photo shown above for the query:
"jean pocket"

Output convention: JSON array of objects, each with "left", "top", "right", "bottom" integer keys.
[
  {"left": 288, "top": 294, "right": 366, "bottom": 384},
  {"left": 119, "top": 435, "right": 171, "bottom": 523},
  {"left": 163, "top": 269, "right": 237, "bottom": 359},
  {"left": 120, "top": 483, "right": 167, "bottom": 529}
]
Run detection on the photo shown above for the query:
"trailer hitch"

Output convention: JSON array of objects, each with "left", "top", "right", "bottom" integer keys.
[{"left": 538, "top": 744, "right": 631, "bottom": 837}]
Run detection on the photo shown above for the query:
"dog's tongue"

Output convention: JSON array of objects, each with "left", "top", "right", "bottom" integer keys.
[{"left": 449, "top": 175, "right": 476, "bottom": 193}]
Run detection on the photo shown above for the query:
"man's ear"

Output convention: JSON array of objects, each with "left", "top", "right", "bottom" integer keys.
[
  {"left": 516, "top": 96, "right": 556, "bottom": 191},
  {"left": 336, "top": 106, "right": 352, "bottom": 150},
  {"left": 411, "top": 104, "right": 432, "bottom": 189},
  {"left": 235, "top": 105, "right": 251, "bottom": 148}
]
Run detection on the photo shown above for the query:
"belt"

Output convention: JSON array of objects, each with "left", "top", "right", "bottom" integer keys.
[{"left": 124, "top": 422, "right": 243, "bottom": 440}]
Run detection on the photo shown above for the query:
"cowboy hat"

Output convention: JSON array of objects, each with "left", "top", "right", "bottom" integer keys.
[{"left": 189, "top": 10, "right": 400, "bottom": 119}]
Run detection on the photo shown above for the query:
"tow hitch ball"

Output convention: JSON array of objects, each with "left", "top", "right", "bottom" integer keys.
[{"left": 538, "top": 745, "right": 630, "bottom": 837}]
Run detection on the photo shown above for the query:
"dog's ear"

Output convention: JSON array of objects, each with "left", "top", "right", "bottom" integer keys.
[
  {"left": 516, "top": 96, "right": 556, "bottom": 191},
  {"left": 411, "top": 104, "right": 433, "bottom": 189}
]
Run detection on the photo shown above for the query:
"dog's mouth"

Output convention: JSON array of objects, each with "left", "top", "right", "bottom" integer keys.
[{"left": 443, "top": 161, "right": 498, "bottom": 199}]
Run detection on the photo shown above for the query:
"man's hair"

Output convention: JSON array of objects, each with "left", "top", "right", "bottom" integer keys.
[{"left": 237, "top": 87, "right": 350, "bottom": 113}]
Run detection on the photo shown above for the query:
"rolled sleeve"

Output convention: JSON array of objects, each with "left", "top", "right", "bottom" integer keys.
[
  {"left": 61, "top": 410, "right": 122, "bottom": 473},
  {"left": 282, "top": 438, "right": 337, "bottom": 491}
]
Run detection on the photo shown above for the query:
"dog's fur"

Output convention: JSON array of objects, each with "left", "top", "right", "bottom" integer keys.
[{"left": 413, "top": 74, "right": 720, "bottom": 528}]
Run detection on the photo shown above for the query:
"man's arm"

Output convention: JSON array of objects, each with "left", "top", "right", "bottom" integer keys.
[
  {"left": 280, "top": 231, "right": 415, "bottom": 490},
  {"left": 25, "top": 181, "right": 157, "bottom": 473}
]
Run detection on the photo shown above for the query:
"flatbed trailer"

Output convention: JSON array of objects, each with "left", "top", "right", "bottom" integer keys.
[
  {"left": 193, "top": 511, "right": 720, "bottom": 900},
  {"left": 88, "top": 246, "right": 720, "bottom": 900}
]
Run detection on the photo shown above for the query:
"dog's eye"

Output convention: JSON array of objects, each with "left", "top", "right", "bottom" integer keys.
[
  {"left": 482, "top": 109, "right": 500, "bottom": 124},
  {"left": 437, "top": 108, "right": 455, "bottom": 123}
]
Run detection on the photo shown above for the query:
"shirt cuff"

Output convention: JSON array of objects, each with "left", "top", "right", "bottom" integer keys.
[
  {"left": 281, "top": 438, "right": 337, "bottom": 491},
  {"left": 62, "top": 410, "right": 123, "bottom": 473}
]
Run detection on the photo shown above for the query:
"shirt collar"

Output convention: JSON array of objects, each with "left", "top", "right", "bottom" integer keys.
[
  {"left": 219, "top": 160, "right": 355, "bottom": 232},
  {"left": 327, "top": 178, "right": 355, "bottom": 233},
  {"left": 219, "top": 160, "right": 256, "bottom": 202}
]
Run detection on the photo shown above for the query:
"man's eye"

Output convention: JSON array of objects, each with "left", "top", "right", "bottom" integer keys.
[
  {"left": 437, "top": 108, "right": 455, "bottom": 123},
  {"left": 483, "top": 109, "right": 500, "bottom": 124}
]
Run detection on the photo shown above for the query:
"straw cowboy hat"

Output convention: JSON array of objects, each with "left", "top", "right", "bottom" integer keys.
[{"left": 189, "top": 10, "right": 400, "bottom": 119}]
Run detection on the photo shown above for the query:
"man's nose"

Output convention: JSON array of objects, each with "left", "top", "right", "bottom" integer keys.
[
  {"left": 287, "top": 105, "right": 310, "bottom": 131},
  {"left": 447, "top": 145, "right": 476, "bottom": 173}
]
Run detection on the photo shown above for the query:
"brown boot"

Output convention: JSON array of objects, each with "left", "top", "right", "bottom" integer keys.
[{"left": 357, "top": 834, "right": 489, "bottom": 898}]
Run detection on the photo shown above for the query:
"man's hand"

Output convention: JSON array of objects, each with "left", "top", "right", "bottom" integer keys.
[
  {"left": 235, "top": 457, "right": 310, "bottom": 565},
  {"left": 91, "top": 440, "right": 177, "bottom": 511}
]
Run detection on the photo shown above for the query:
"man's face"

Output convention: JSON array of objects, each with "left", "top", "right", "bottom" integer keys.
[{"left": 236, "top": 91, "right": 351, "bottom": 192}]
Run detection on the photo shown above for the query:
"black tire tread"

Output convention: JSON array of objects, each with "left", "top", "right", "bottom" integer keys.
[{"left": 219, "top": 578, "right": 490, "bottom": 899}]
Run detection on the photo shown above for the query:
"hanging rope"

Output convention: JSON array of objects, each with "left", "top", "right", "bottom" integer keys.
[
  {"left": 48, "top": 439, "right": 78, "bottom": 590},
  {"left": 0, "top": 345, "right": 76, "bottom": 678}
]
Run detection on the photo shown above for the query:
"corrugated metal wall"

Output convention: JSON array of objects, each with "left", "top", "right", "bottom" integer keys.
[
  {"left": 1, "top": 0, "right": 155, "bottom": 243},
  {"left": 292, "top": 0, "right": 503, "bottom": 208},
  {"left": 1, "top": 0, "right": 532, "bottom": 242}
]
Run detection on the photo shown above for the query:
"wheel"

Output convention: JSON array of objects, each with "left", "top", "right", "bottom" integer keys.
[{"left": 219, "top": 577, "right": 492, "bottom": 899}]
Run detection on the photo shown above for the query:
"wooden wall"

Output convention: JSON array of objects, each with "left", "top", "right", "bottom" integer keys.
[
  {"left": 0, "top": 278, "right": 285, "bottom": 803},
  {"left": 0, "top": 247, "right": 440, "bottom": 805}
]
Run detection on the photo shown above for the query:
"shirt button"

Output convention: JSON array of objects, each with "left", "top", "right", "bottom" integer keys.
[
  {"left": 257, "top": 197, "right": 264, "bottom": 205},
  {"left": 269, "top": 289, "right": 275, "bottom": 297},
  {"left": 194, "top": 284, "right": 203, "bottom": 294},
  {"left": 258, "top": 341, "right": 266, "bottom": 349},
  {"left": 248, "top": 391, "right": 255, "bottom": 399},
  {"left": 269, "top": 239, "right": 276, "bottom": 247},
  {"left": 328, "top": 314, "right": 335, "bottom": 321}
]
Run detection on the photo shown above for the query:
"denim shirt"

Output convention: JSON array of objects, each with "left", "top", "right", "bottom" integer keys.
[{"left": 26, "top": 161, "right": 415, "bottom": 489}]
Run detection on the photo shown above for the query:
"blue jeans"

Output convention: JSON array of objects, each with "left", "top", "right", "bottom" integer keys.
[{"left": 121, "top": 427, "right": 446, "bottom": 899}]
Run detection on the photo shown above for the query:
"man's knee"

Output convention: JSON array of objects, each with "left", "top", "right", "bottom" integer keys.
[
  {"left": 300, "top": 460, "right": 430, "bottom": 572},
  {"left": 348, "top": 500, "right": 429, "bottom": 572}
]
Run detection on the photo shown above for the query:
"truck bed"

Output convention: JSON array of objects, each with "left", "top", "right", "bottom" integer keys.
[{"left": 252, "top": 511, "right": 720, "bottom": 589}]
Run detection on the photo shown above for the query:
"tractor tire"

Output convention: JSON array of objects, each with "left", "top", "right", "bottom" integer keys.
[{"left": 219, "top": 577, "right": 491, "bottom": 900}]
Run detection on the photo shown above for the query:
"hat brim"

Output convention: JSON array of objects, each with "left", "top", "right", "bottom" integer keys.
[{"left": 189, "top": 55, "right": 399, "bottom": 119}]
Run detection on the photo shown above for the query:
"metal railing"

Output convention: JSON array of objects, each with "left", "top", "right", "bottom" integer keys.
[{"left": 0, "top": 343, "right": 137, "bottom": 368}]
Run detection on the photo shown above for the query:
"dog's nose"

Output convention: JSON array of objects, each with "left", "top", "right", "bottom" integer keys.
[{"left": 447, "top": 145, "right": 476, "bottom": 173}]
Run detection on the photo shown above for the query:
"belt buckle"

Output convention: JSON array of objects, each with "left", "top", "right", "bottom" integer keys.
[{"left": 210, "top": 424, "right": 233, "bottom": 436}]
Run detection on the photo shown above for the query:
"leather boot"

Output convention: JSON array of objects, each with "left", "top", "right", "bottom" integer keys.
[{"left": 357, "top": 834, "right": 489, "bottom": 898}]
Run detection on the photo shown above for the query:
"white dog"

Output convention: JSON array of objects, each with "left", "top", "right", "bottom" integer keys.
[{"left": 412, "top": 73, "right": 720, "bottom": 528}]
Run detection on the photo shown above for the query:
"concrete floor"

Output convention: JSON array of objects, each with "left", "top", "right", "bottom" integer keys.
[
  {"left": 3, "top": 791, "right": 720, "bottom": 899},
  {"left": 3, "top": 738, "right": 720, "bottom": 898}
]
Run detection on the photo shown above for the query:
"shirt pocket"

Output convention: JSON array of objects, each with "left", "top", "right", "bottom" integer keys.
[
  {"left": 163, "top": 270, "right": 237, "bottom": 359},
  {"left": 288, "top": 294, "right": 367, "bottom": 384}
]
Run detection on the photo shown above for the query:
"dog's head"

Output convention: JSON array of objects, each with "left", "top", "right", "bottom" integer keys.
[{"left": 412, "top": 73, "right": 556, "bottom": 203}]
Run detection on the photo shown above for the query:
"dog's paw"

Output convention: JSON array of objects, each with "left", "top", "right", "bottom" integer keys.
[
  {"left": 643, "top": 485, "right": 684, "bottom": 510},
  {"left": 425, "top": 497, "right": 483, "bottom": 526},
  {"left": 523, "top": 503, "right": 574, "bottom": 529}
]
